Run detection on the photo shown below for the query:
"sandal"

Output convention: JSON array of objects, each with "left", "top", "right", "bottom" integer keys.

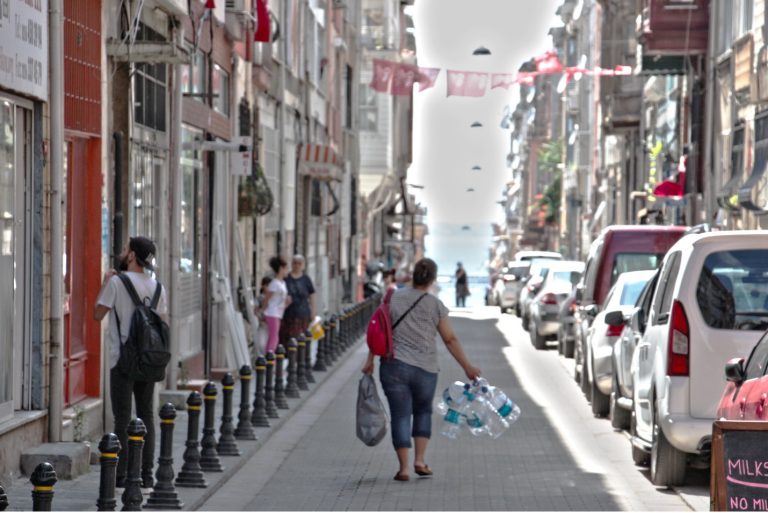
[
  {"left": 393, "top": 472, "right": 410, "bottom": 482},
  {"left": 414, "top": 464, "right": 433, "bottom": 476}
]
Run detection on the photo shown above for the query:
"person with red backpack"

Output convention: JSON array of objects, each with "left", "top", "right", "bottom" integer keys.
[{"left": 362, "top": 258, "right": 480, "bottom": 482}]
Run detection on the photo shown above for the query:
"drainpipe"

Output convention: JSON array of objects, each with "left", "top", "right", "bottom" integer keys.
[
  {"left": 48, "top": 0, "right": 65, "bottom": 442},
  {"left": 702, "top": 0, "right": 718, "bottom": 223}
]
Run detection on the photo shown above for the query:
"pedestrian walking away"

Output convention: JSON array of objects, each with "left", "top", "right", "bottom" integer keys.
[
  {"left": 93, "top": 236, "right": 169, "bottom": 489},
  {"left": 362, "top": 258, "right": 481, "bottom": 482},
  {"left": 280, "top": 254, "right": 316, "bottom": 347},
  {"left": 263, "top": 256, "right": 291, "bottom": 354},
  {"left": 455, "top": 262, "right": 469, "bottom": 307}
]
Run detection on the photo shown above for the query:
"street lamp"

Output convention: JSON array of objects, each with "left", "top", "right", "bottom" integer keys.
[{"left": 473, "top": 46, "right": 491, "bottom": 56}]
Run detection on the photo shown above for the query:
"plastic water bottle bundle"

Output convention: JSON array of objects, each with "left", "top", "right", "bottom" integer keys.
[
  {"left": 472, "top": 378, "right": 522, "bottom": 428},
  {"left": 438, "top": 381, "right": 470, "bottom": 439}
]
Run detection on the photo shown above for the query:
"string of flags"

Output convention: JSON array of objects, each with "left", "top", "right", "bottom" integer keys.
[{"left": 370, "top": 50, "right": 632, "bottom": 98}]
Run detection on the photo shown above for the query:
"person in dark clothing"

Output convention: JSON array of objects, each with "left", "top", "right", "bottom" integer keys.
[
  {"left": 279, "top": 254, "right": 317, "bottom": 346},
  {"left": 455, "top": 262, "right": 469, "bottom": 307}
]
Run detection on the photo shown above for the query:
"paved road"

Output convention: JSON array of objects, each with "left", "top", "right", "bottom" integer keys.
[{"left": 200, "top": 307, "right": 709, "bottom": 511}]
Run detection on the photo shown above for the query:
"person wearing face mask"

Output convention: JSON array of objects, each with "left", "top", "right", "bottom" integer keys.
[{"left": 93, "top": 236, "right": 169, "bottom": 489}]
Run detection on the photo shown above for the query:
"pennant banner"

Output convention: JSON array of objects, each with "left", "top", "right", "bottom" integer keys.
[
  {"left": 447, "top": 71, "right": 489, "bottom": 97},
  {"left": 417, "top": 67, "right": 440, "bottom": 92},
  {"left": 370, "top": 58, "right": 396, "bottom": 93}
]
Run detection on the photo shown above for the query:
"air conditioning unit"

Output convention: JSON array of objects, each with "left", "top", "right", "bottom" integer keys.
[{"left": 225, "top": 0, "right": 246, "bottom": 12}]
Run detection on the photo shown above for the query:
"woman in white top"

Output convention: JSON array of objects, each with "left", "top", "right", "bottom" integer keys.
[{"left": 263, "top": 256, "right": 291, "bottom": 353}]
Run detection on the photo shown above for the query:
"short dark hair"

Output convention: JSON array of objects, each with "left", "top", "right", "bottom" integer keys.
[
  {"left": 413, "top": 258, "right": 437, "bottom": 287},
  {"left": 269, "top": 256, "right": 287, "bottom": 274}
]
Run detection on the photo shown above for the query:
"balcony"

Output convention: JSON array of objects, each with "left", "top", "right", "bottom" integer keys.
[{"left": 637, "top": 0, "right": 708, "bottom": 55}]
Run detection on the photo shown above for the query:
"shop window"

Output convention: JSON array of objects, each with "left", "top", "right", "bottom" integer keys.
[
  {"left": 311, "top": 180, "right": 322, "bottom": 216},
  {"left": 212, "top": 65, "right": 230, "bottom": 116},
  {"left": 359, "top": 84, "right": 378, "bottom": 132},
  {"left": 130, "top": 146, "right": 163, "bottom": 243},
  {"left": 263, "top": 126, "right": 280, "bottom": 232},
  {"left": 180, "top": 126, "right": 203, "bottom": 274}
]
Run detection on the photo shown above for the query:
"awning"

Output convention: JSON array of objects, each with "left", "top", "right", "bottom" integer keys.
[
  {"left": 297, "top": 143, "right": 342, "bottom": 181},
  {"left": 738, "top": 146, "right": 768, "bottom": 213}
]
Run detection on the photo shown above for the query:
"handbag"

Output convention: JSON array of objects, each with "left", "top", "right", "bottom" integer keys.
[{"left": 356, "top": 374, "right": 388, "bottom": 447}]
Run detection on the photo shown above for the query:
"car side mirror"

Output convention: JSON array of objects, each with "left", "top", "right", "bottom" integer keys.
[
  {"left": 725, "top": 358, "right": 746, "bottom": 384},
  {"left": 605, "top": 310, "right": 625, "bottom": 327},
  {"left": 585, "top": 304, "right": 599, "bottom": 317},
  {"left": 574, "top": 286, "right": 583, "bottom": 302}
]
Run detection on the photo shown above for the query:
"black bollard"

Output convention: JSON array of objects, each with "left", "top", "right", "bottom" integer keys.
[
  {"left": 274, "top": 345, "right": 289, "bottom": 409},
  {"left": 146, "top": 404, "right": 183, "bottom": 509},
  {"left": 296, "top": 335, "right": 309, "bottom": 391},
  {"left": 121, "top": 419, "right": 146, "bottom": 511},
  {"left": 30, "top": 462, "right": 56, "bottom": 512},
  {"left": 303, "top": 331, "right": 316, "bottom": 384},
  {"left": 96, "top": 433, "right": 121, "bottom": 511},
  {"left": 321, "top": 320, "right": 333, "bottom": 368},
  {"left": 175, "top": 391, "right": 207, "bottom": 488},
  {"left": 216, "top": 373, "right": 241, "bottom": 457},
  {"left": 328, "top": 317, "right": 339, "bottom": 363},
  {"left": 0, "top": 484, "right": 7, "bottom": 511},
  {"left": 234, "top": 365, "right": 257, "bottom": 440},
  {"left": 199, "top": 382, "right": 224, "bottom": 472},
  {"left": 340, "top": 310, "right": 349, "bottom": 350},
  {"left": 251, "top": 356, "right": 270, "bottom": 427},
  {"left": 285, "top": 339, "right": 300, "bottom": 398},
  {"left": 313, "top": 323, "right": 327, "bottom": 372},
  {"left": 264, "top": 353, "right": 279, "bottom": 418}
]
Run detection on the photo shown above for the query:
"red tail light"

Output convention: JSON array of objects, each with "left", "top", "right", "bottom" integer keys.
[
  {"left": 527, "top": 284, "right": 537, "bottom": 292},
  {"left": 606, "top": 323, "right": 624, "bottom": 337},
  {"left": 540, "top": 293, "right": 558, "bottom": 305},
  {"left": 569, "top": 301, "right": 577, "bottom": 314},
  {"left": 667, "top": 300, "right": 690, "bottom": 376}
]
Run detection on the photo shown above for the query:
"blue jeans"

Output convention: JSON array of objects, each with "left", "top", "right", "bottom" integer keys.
[{"left": 379, "top": 359, "right": 438, "bottom": 449}]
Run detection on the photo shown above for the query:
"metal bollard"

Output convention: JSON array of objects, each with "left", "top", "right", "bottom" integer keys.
[
  {"left": 0, "top": 484, "right": 7, "bottom": 511},
  {"left": 303, "top": 331, "right": 316, "bottom": 384},
  {"left": 313, "top": 323, "right": 327, "bottom": 372},
  {"left": 251, "top": 356, "right": 270, "bottom": 427},
  {"left": 216, "top": 373, "right": 240, "bottom": 457},
  {"left": 121, "top": 419, "right": 146, "bottom": 511},
  {"left": 96, "top": 433, "right": 121, "bottom": 511},
  {"left": 175, "top": 391, "right": 207, "bottom": 488},
  {"left": 234, "top": 365, "right": 257, "bottom": 440},
  {"left": 199, "top": 382, "right": 224, "bottom": 472},
  {"left": 341, "top": 309, "right": 349, "bottom": 349},
  {"left": 274, "top": 346, "right": 289, "bottom": 408},
  {"left": 30, "top": 462, "right": 56, "bottom": 512},
  {"left": 296, "top": 335, "right": 309, "bottom": 391},
  {"left": 285, "top": 339, "right": 300, "bottom": 399},
  {"left": 264, "top": 352, "right": 279, "bottom": 418},
  {"left": 146, "top": 404, "right": 183, "bottom": 509},
  {"left": 328, "top": 317, "right": 339, "bottom": 363}
]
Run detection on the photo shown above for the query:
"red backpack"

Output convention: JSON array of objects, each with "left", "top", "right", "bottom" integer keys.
[{"left": 366, "top": 289, "right": 427, "bottom": 358}]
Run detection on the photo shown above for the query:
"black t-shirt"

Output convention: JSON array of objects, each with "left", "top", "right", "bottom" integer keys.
[
  {"left": 456, "top": 269, "right": 468, "bottom": 286},
  {"left": 284, "top": 274, "right": 316, "bottom": 321}
]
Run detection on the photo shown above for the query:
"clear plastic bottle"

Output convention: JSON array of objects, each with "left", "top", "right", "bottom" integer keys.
[
  {"left": 483, "top": 385, "right": 521, "bottom": 425},
  {"left": 439, "top": 382, "right": 471, "bottom": 439}
]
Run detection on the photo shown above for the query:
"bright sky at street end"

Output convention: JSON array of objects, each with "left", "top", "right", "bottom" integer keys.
[{"left": 408, "top": 0, "right": 561, "bottom": 275}]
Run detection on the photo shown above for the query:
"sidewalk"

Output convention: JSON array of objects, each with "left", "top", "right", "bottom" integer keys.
[{"left": 2, "top": 337, "right": 362, "bottom": 512}]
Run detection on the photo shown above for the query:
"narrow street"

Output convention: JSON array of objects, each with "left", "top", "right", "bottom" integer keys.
[{"left": 200, "top": 307, "right": 709, "bottom": 511}]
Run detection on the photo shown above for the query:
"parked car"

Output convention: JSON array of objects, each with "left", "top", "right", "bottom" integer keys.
[
  {"left": 519, "top": 259, "right": 560, "bottom": 328},
  {"left": 514, "top": 250, "right": 563, "bottom": 262},
  {"left": 573, "top": 225, "right": 687, "bottom": 392},
  {"left": 631, "top": 231, "right": 768, "bottom": 487},
  {"left": 606, "top": 269, "right": 660, "bottom": 431},
  {"left": 529, "top": 261, "right": 584, "bottom": 349},
  {"left": 583, "top": 270, "right": 655, "bottom": 417},
  {"left": 558, "top": 287, "right": 579, "bottom": 358},
  {"left": 716, "top": 331, "right": 768, "bottom": 421},
  {"left": 491, "top": 261, "right": 531, "bottom": 313}
]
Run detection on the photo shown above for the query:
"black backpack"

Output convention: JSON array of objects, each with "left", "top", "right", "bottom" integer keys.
[{"left": 115, "top": 273, "right": 171, "bottom": 382}]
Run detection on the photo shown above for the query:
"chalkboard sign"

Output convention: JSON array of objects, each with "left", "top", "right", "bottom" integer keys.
[{"left": 712, "top": 421, "right": 768, "bottom": 511}]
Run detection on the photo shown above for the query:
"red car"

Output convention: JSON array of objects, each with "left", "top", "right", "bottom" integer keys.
[{"left": 717, "top": 332, "right": 768, "bottom": 420}]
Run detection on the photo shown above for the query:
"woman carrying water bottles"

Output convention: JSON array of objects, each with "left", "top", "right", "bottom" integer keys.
[{"left": 362, "top": 258, "right": 481, "bottom": 482}]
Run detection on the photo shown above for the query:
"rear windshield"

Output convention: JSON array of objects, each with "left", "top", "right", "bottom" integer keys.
[
  {"left": 504, "top": 266, "right": 529, "bottom": 280},
  {"left": 611, "top": 253, "right": 663, "bottom": 286},
  {"left": 620, "top": 279, "right": 648, "bottom": 306},
  {"left": 551, "top": 270, "right": 582, "bottom": 287},
  {"left": 697, "top": 250, "right": 768, "bottom": 330}
]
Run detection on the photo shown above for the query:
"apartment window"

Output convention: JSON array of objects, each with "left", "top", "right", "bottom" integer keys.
[
  {"left": 179, "top": 126, "right": 203, "bottom": 274},
  {"left": 133, "top": 25, "right": 167, "bottom": 132},
  {"left": 732, "top": 124, "right": 745, "bottom": 181},
  {"left": 359, "top": 84, "right": 378, "bottom": 132},
  {"left": 182, "top": 49, "right": 207, "bottom": 100},
  {"left": 733, "top": 0, "right": 753, "bottom": 38},
  {"left": 212, "top": 65, "right": 230, "bottom": 116},
  {"left": 263, "top": 126, "right": 280, "bottom": 232},
  {"left": 130, "top": 146, "right": 163, "bottom": 241},
  {"left": 342, "top": 65, "right": 354, "bottom": 129}
]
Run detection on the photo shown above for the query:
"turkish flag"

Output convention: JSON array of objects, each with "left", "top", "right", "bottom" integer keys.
[
  {"left": 535, "top": 49, "right": 563, "bottom": 74},
  {"left": 416, "top": 67, "right": 440, "bottom": 92},
  {"left": 370, "top": 59, "right": 396, "bottom": 93},
  {"left": 254, "top": 0, "right": 270, "bottom": 43},
  {"left": 491, "top": 73, "right": 516, "bottom": 90},
  {"left": 447, "top": 71, "right": 488, "bottom": 97},
  {"left": 391, "top": 63, "right": 419, "bottom": 96}
]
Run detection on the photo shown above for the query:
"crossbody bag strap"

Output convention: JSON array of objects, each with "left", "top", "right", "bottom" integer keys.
[
  {"left": 391, "top": 293, "right": 428, "bottom": 330},
  {"left": 150, "top": 282, "right": 162, "bottom": 309},
  {"left": 117, "top": 273, "right": 144, "bottom": 307}
]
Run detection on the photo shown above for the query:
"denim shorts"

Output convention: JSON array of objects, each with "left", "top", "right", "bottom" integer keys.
[{"left": 379, "top": 359, "right": 438, "bottom": 449}]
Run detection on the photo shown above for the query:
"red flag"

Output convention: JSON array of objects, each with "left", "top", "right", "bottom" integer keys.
[
  {"left": 205, "top": 0, "right": 216, "bottom": 8},
  {"left": 515, "top": 72, "right": 538, "bottom": 86},
  {"left": 491, "top": 73, "right": 516, "bottom": 90},
  {"left": 447, "top": 71, "right": 488, "bottom": 97},
  {"left": 535, "top": 49, "right": 563, "bottom": 74},
  {"left": 254, "top": 0, "right": 270, "bottom": 42},
  {"left": 370, "top": 59, "right": 396, "bottom": 93},
  {"left": 416, "top": 67, "right": 440, "bottom": 92},
  {"left": 392, "top": 63, "right": 419, "bottom": 96},
  {"left": 653, "top": 155, "right": 687, "bottom": 198}
]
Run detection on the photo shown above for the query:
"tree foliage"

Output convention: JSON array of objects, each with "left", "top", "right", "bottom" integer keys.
[{"left": 537, "top": 140, "right": 563, "bottom": 225}]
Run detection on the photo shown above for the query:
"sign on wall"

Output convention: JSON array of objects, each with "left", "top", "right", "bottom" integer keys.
[
  {"left": 0, "top": 0, "right": 48, "bottom": 101},
  {"left": 712, "top": 421, "right": 768, "bottom": 511}
]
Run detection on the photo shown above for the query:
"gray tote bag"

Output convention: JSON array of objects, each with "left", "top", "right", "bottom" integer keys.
[{"left": 356, "top": 374, "right": 388, "bottom": 446}]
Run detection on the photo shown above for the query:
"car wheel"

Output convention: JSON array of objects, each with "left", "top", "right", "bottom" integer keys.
[
  {"left": 580, "top": 350, "right": 592, "bottom": 399},
  {"left": 563, "top": 337, "right": 575, "bottom": 358},
  {"left": 590, "top": 359, "right": 610, "bottom": 417},
  {"left": 573, "top": 340, "right": 582, "bottom": 383},
  {"left": 650, "top": 405, "right": 687, "bottom": 487},
  {"left": 522, "top": 314, "right": 530, "bottom": 331},
  {"left": 499, "top": 304, "right": 505, "bottom": 314},
  {"left": 630, "top": 412, "right": 650, "bottom": 467},
  {"left": 532, "top": 325, "right": 546, "bottom": 350},
  {"left": 610, "top": 374, "right": 631, "bottom": 430}
]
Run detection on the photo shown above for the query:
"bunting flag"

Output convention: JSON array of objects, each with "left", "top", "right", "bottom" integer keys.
[
  {"left": 370, "top": 59, "right": 397, "bottom": 93},
  {"left": 447, "top": 71, "right": 489, "bottom": 97},
  {"left": 491, "top": 73, "right": 517, "bottom": 90},
  {"left": 416, "top": 67, "right": 440, "bottom": 92},
  {"left": 535, "top": 49, "right": 563, "bottom": 73},
  {"left": 254, "top": 0, "right": 270, "bottom": 43},
  {"left": 392, "top": 63, "right": 420, "bottom": 96}
]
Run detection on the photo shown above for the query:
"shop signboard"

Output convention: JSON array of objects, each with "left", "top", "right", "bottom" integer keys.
[
  {"left": 0, "top": 0, "right": 47, "bottom": 101},
  {"left": 711, "top": 421, "right": 768, "bottom": 511}
]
